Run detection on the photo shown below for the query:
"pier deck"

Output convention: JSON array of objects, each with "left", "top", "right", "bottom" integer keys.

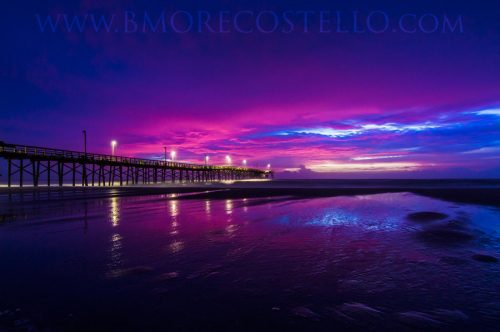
[{"left": 0, "top": 142, "right": 271, "bottom": 187}]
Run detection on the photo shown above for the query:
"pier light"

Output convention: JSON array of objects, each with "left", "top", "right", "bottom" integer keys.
[
  {"left": 225, "top": 155, "right": 232, "bottom": 165},
  {"left": 267, "top": 163, "right": 271, "bottom": 169},
  {"left": 205, "top": 155, "right": 209, "bottom": 165},
  {"left": 243, "top": 159, "right": 247, "bottom": 166},
  {"left": 111, "top": 140, "right": 117, "bottom": 156},
  {"left": 82, "top": 130, "right": 87, "bottom": 156},
  {"left": 170, "top": 150, "right": 176, "bottom": 161}
]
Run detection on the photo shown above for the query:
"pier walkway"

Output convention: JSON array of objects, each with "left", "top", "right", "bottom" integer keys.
[{"left": 0, "top": 142, "right": 271, "bottom": 187}]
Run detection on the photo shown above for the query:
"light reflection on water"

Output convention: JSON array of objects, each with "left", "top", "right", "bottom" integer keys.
[
  {"left": 205, "top": 200, "right": 211, "bottom": 216},
  {"left": 168, "top": 200, "right": 183, "bottom": 253},
  {"left": 110, "top": 196, "right": 119, "bottom": 227},
  {"left": 169, "top": 200, "right": 179, "bottom": 218},
  {"left": 169, "top": 240, "right": 184, "bottom": 253},
  {"left": 108, "top": 233, "right": 123, "bottom": 271},
  {"left": 0, "top": 192, "right": 499, "bottom": 331},
  {"left": 108, "top": 197, "right": 123, "bottom": 273},
  {"left": 225, "top": 199, "right": 233, "bottom": 215}
]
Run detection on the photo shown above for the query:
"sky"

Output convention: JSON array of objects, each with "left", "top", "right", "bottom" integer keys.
[{"left": 1, "top": 0, "right": 499, "bottom": 178}]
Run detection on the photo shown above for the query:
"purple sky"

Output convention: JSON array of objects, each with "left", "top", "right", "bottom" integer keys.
[{"left": 1, "top": 0, "right": 500, "bottom": 178}]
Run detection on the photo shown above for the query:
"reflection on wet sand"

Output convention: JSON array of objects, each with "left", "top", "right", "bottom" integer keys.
[
  {"left": 243, "top": 198, "right": 248, "bottom": 213},
  {"left": 108, "top": 233, "right": 123, "bottom": 272},
  {"left": 205, "top": 200, "right": 211, "bottom": 216},
  {"left": 169, "top": 199, "right": 183, "bottom": 253},
  {"left": 110, "top": 197, "right": 119, "bottom": 227},
  {"left": 225, "top": 199, "right": 233, "bottom": 215},
  {"left": 0, "top": 192, "right": 499, "bottom": 331},
  {"left": 169, "top": 200, "right": 179, "bottom": 235},
  {"left": 108, "top": 197, "right": 123, "bottom": 274}
]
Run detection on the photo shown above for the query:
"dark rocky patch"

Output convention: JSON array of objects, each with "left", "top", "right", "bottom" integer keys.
[
  {"left": 439, "top": 256, "right": 469, "bottom": 265},
  {"left": 416, "top": 220, "right": 475, "bottom": 245},
  {"left": 417, "top": 228, "right": 474, "bottom": 245},
  {"left": 472, "top": 254, "right": 498, "bottom": 263},
  {"left": 407, "top": 211, "right": 448, "bottom": 222}
]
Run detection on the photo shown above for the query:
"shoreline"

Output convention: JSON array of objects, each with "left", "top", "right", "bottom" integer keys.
[{"left": 1, "top": 180, "right": 499, "bottom": 207}]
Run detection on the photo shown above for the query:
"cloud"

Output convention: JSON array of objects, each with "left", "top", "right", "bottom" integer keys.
[
  {"left": 360, "top": 123, "right": 441, "bottom": 131},
  {"left": 308, "top": 161, "right": 422, "bottom": 173},
  {"left": 288, "top": 127, "right": 361, "bottom": 138},
  {"left": 462, "top": 146, "right": 500, "bottom": 154},
  {"left": 351, "top": 155, "right": 404, "bottom": 161},
  {"left": 474, "top": 108, "right": 500, "bottom": 116},
  {"left": 282, "top": 121, "right": 443, "bottom": 138}
]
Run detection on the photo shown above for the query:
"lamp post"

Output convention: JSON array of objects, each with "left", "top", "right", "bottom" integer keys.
[
  {"left": 243, "top": 159, "right": 247, "bottom": 166},
  {"left": 111, "top": 140, "right": 117, "bottom": 156},
  {"left": 164, "top": 146, "right": 167, "bottom": 162},
  {"left": 225, "top": 155, "right": 231, "bottom": 165},
  {"left": 205, "top": 155, "right": 209, "bottom": 166},
  {"left": 267, "top": 163, "right": 271, "bottom": 169},
  {"left": 82, "top": 130, "right": 87, "bottom": 158},
  {"left": 82, "top": 130, "right": 88, "bottom": 187},
  {"left": 170, "top": 150, "right": 176, "bottom": 162}
]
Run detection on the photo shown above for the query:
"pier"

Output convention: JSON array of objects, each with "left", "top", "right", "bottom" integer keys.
[{"left": 0, "top": 142, "right": 272, "bottom": 187}]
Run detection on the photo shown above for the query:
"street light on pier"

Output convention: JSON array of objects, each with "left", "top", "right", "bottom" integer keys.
[
  {"left": 170, "top": 150, "right": 176, "bottom": 161},
  {"left": 243, "top": 159, "right": 247, "bottom": 166},
  {"left": 82, "top": 130, "right": 87, "bottom": 158},
  {"left": 225, "top": 155, "right": 232, "bottom": 165},
  {"left": 267, "top": 163, "right": 271, "bottom": 170},
  {"left": 164, "top": 146, "right": 167, "bottom": 162},
  {"left": 205, "top": 155, "right": 209, "bottom": 166},
  {"left": 111, "top": 140, "right": 117, "bottom": 156}
]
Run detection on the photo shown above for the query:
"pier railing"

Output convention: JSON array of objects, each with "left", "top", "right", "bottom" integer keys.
[{"left": 0, "top": 142, "right": 262, "bottom": 171}]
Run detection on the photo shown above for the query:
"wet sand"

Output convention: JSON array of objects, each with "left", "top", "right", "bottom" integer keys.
[
  {"left": 0, "top": 190, "right": 499, "bottom": 331},
  {"left": 1, "top": 179, "right": 499, "bottom": 207}
]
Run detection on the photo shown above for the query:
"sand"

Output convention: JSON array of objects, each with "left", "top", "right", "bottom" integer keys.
[{"left": 1, "top": 179, "right": 499, "bottom": 207}]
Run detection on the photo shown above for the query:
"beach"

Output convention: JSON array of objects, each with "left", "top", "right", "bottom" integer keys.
[
  {"left": 2, "top": 179, "right": 499, "bottom": 207},
  {"left": 0, "top": 180, "right": 499, "bottom": 331}
]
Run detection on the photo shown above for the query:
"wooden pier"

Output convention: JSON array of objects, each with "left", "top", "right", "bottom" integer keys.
[{"left": 0, "top": 142, "right": 272, "bottom": 187}]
